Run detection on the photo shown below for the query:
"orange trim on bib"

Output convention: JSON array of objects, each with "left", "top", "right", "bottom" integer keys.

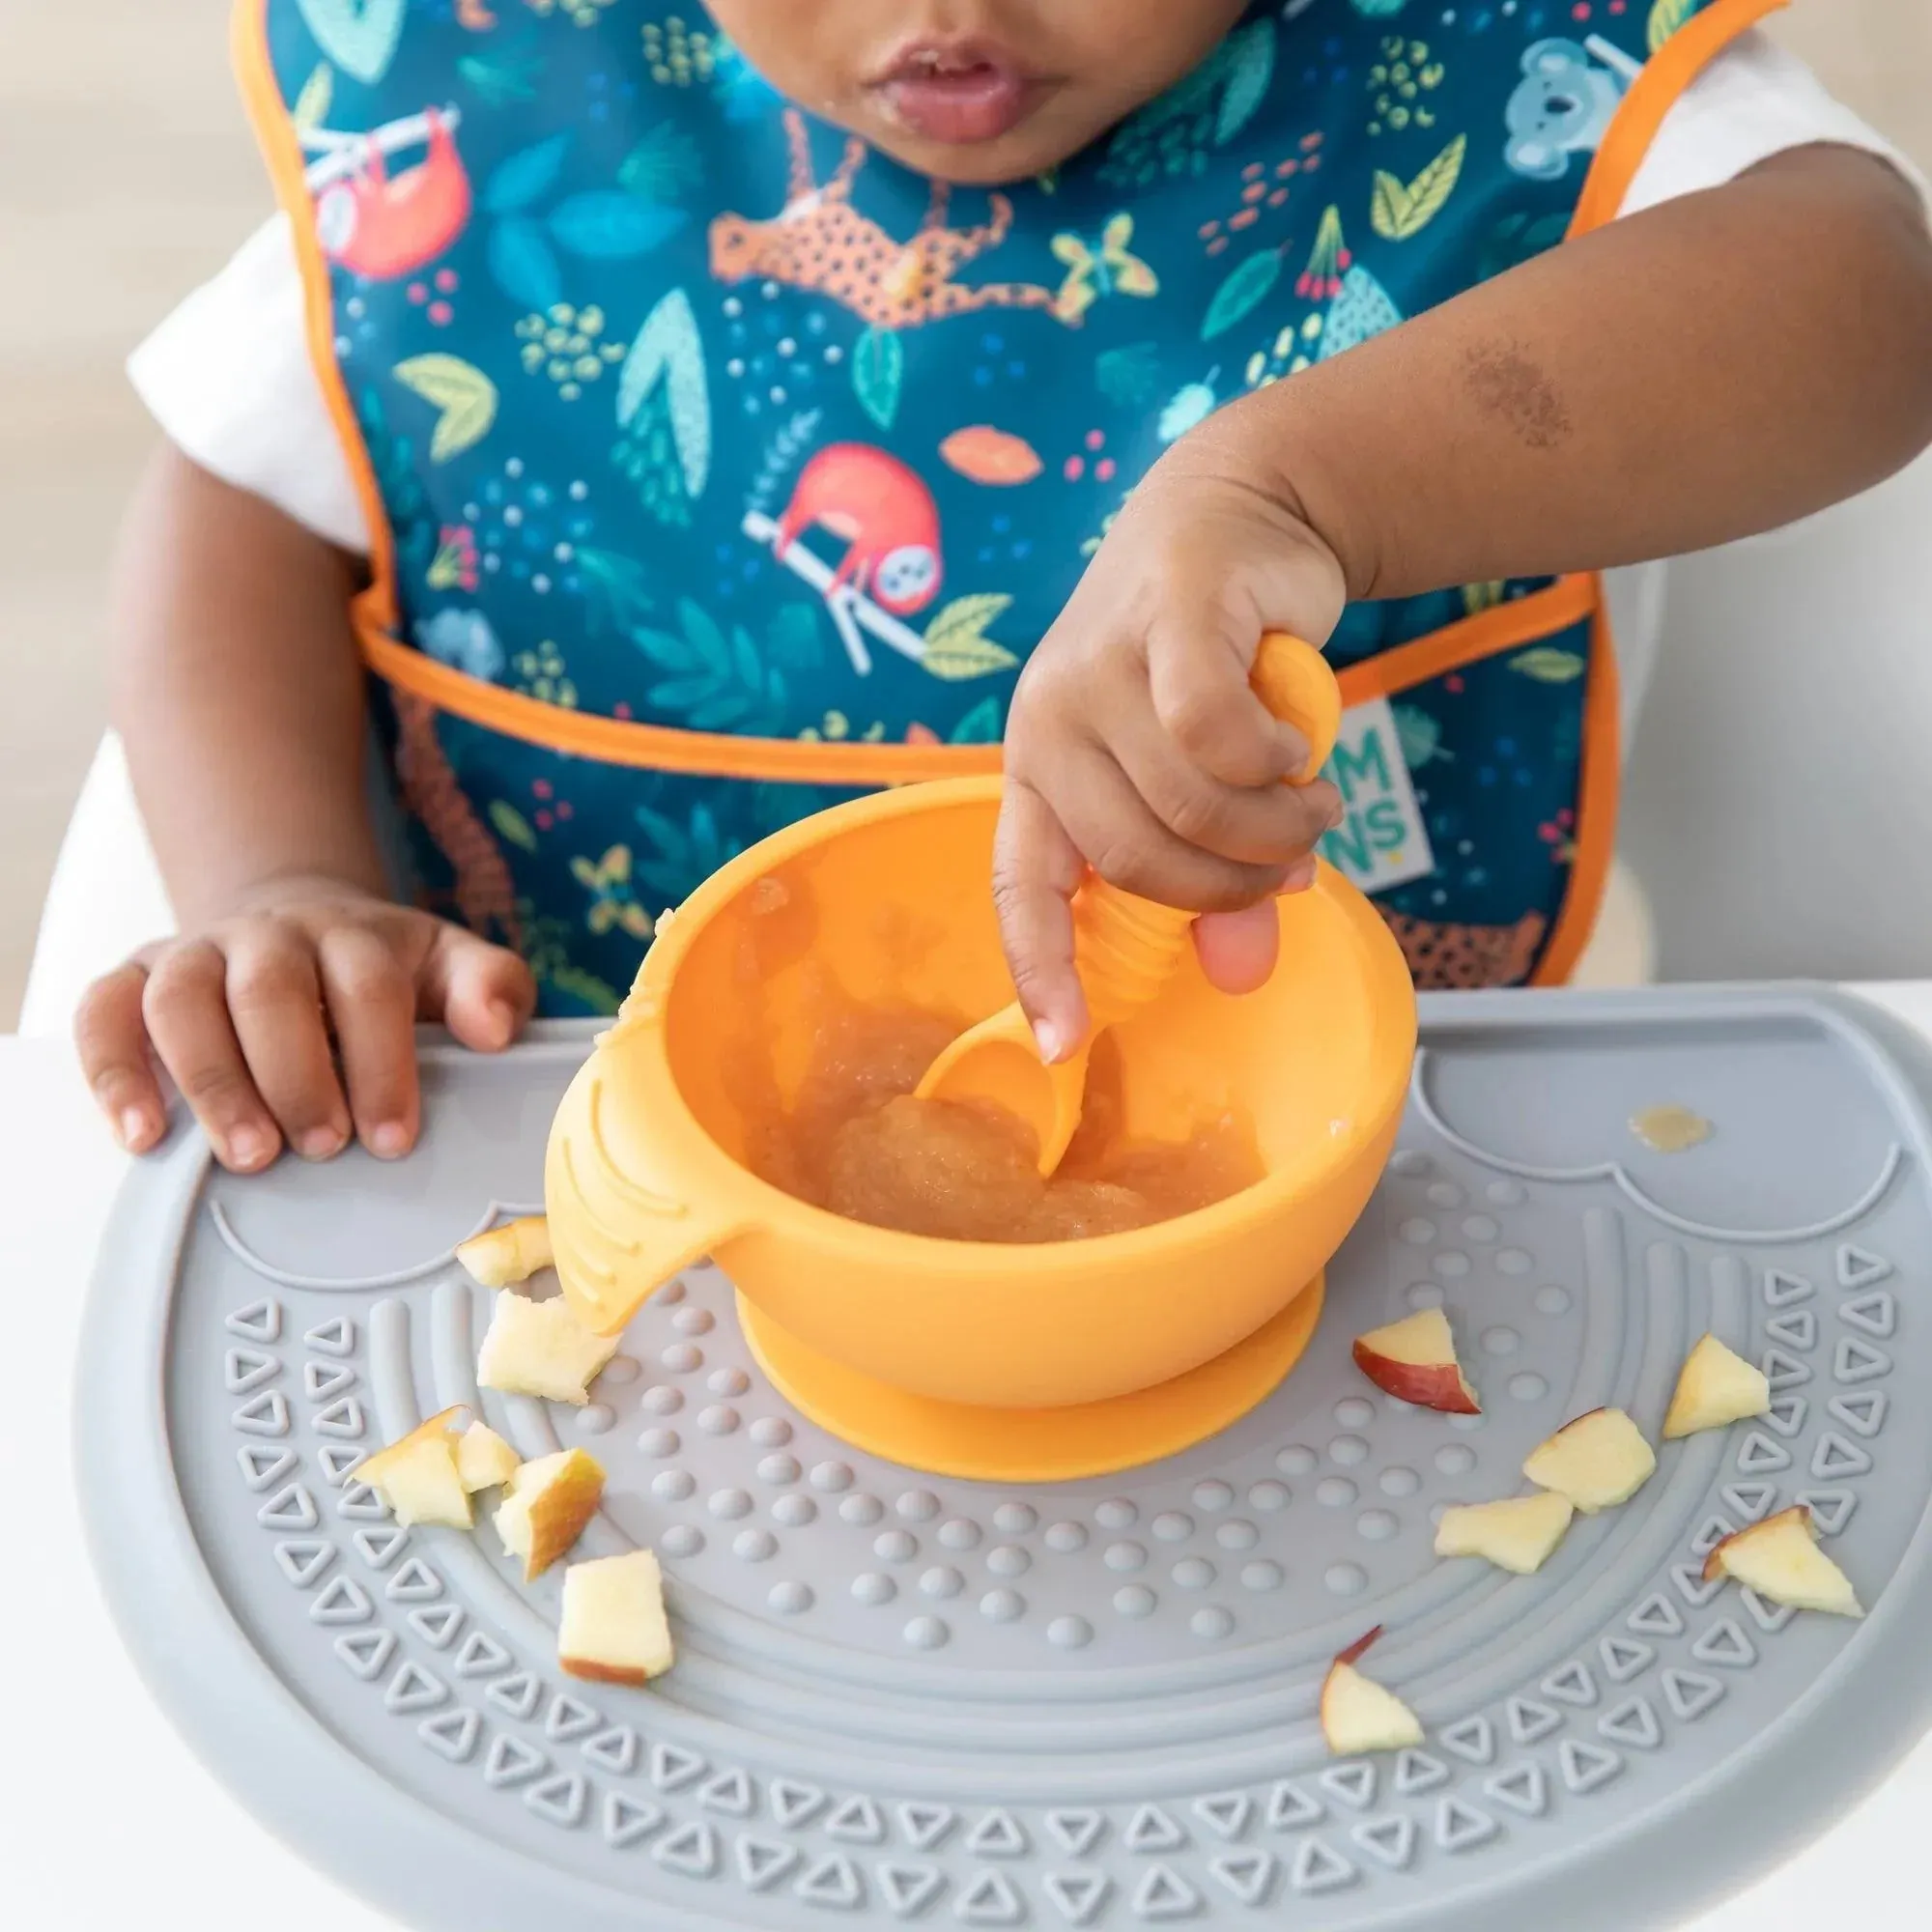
[
  {"left": 233, "top": 0, "right": 403, "bottom": 647},
  {"left": 1571, "top": 0, "right": 1790, "bottom": 239},
  {"left": 1334, "top": 574, "right": 1597, "bottom": 708},
  {"left": 357, "top": 613, "right": 1004, "bottom": 783},
  {"left": 1530, "top": 595, "right": 1621, "bottom": 985}
]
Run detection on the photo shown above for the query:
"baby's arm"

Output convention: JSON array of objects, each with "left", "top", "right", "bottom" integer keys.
[
  {"left": 76, "top": 445, "right": 533, "bottom": 1169},
  {"left": 999, "top": 147, "right": 1932, "bottom": 1048}
]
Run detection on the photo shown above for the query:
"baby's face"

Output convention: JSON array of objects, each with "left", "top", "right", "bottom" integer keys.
[{"left": 706, "top": 1, "right": 1248, "bottom": 184}]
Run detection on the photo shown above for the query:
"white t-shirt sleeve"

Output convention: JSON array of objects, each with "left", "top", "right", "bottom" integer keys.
[
  {"left": 127, "top": 29, "right": 1925, "bottom": 561},
  {"left": 127, "top": 212, "right": 373, "bottom": 555}
]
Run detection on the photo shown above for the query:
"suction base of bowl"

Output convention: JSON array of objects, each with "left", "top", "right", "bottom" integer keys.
[{"left": 735, "top": 1274, "right": 1325, "bottom": 1483}]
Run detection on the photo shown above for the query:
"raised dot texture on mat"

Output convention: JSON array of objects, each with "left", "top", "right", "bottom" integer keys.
[
  {"left": 1105, "top": 1542, "right": 1148, "bottom": 1573},
  {"left": 1379, "top": 1465, "right": 1421, "bottom": 1497},
  {"left": 1277, "top": 1445, "right": 1318, "bottom": 1475},
  {"left": 708, "top": 1367, "right": 750, "bottom": 1396},
  {"left": 1248, "top": 1480, "right": 1291, "bottom": 1511},
  {"left": 851, "top": 1573, "right": 895, "bottom": 1605},
  {"left": 1317, "top": 1478, "right": 1357, "bottom": 1508},
  {"left": 733, "top": 1529, "right": 777, "bottom": 1563},
  {"left": 756, "top": 1454, "right": 801, "bottom": 1485},
  {"left": 1333, "top": 1397, "right": 1377, "bottom": 1429},
  {"left": 576, "top": 1404, "right": 614, "bottom": 1435},
  {"left": 659, "top": 1343, "right": 701, "bottom": 1374},
  {"left": 659, "top": 1524, "right": 704, "bottom": 1558},
  {"left": 1510, "top": 1374, "right": 1548, "bottom": 1402},
  {"left": 1241, "top": 1561, "right": 1284, "bottom": 1592},
  {"left": 1216, "top": 1519, "right": 1260, "bottom": 1550},
  {"left": 1534, "top": 1286, "right": 1572, "bottom": 1316},
  {"left": 921, "top": 1567, "right": 964, "bottom": 1599},
  {"left": 1401, "top": 1218, "right": 1436, "bottom": 1245},
  {"left": 696, "top": 1405, "right": 739, "bottom": 1435},
  {"left": 840, "top": 1493, "right": 885, "bottom": 1525},
  {"left": 640, "top": 1384, "right": 682, "bottom": 1415},
  {"left": 1094, "top": 1497, "right": 1137, "bottom": 1528},
  {"left": 1407, "top": 1283, "right": 1446, "bottom": 1310},
  {"left": 1325, "top": 1563, "right": 1368, "bottom": 1596},
  {"left": 748, "top": 1415, "right": 791, "bottom": 1446},
  {"left": 1191, "top": 1607, "right": 1236, "bottom": 1640},
  {"left": 1172, "top": 1557, "right": 1215, "bottom": 1590},
  {"left": 1151, "top": 1511, "right": 1193, "bottom": 1543},
  {"left": 768, "top": 1580, "right": 812, "bottom": 1614},
  {"left": 897, "top": 1490, "right": 941, "bottom": 1521},
  {"left": 1328, "top": 1435, "right": 1369, "bottom": 1465},
  {"left": 985, "top": 1544, "right": 1029, "bottom": 1576},
  {"left": 652, "top": 1468, "right": 696, "bottom": 1501},
  {"left": 980, "top": 1589, "right": 1025, "bottom": 1622},
  {"left": 903, "top": 1616, "right": 949, "bottom": 1649},
  {"left": 940, "top": 1518, "right": 982, "bottom": 1549},
  {"left": 772, "top": 1494, "right": 815, "bottom": 1527},
  {"left": 1115, "top": 1585, "right": 1157, "bottom": 1617},
  {"left": 874, "top": 1530, "right": 919, "bottom": 1564},
  {"left": 639, "top": 1429, "right": 680, "bottom": 1458},
  {"left": 1045, "top": 1520, "right": 1088, "bottom": 1552},
  {"left": 709, "top": 1488, "right": 753, "bottom": 1520},
  {"left": 1358, "top": 1511, "right": 1399, "bottom": 1542},
  {"left": 810, "top": 1462, "right": 854, "bottom": 1492},
  {"left": 1435, "top": 1251, "right": 1472, "bottom": 1278},
  {"left": 1390, "top": 1149, "right": 1431, "bottom": 1176},
  {"left": 993, "top": 1501, "right": 1037, "bottom": 1535},
  {"left": 1048, "top": 1616, "right": 1094, "bottom": 1649}
]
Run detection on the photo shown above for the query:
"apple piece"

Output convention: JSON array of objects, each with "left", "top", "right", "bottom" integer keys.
[
  {"left": 476, "top": 1290, "right": 620, "bottom": 1405},
  {"left": 1321, "top": 1628, "right": 1424, "bottom": 1756},
  {"left": 1522, "top": 1406, "right": 1656, "bottom": 1513},
  {"left": 455, "top": 1419, "right": 522, "bottom": 1493},
  {"left": 456, "top": 1214, "right": 554, "bottom": 1289},
  {"left": 559, "top": 1549, "right": 675, "bottom": 1686},
  {"left": 1703, "top": 1505, "right": 1862, "bottom": 1616},
  {"left": 1434, "top": 1491, "right": 1576, "bottom": 1575},
  {"left": 1662, "top": 1334, "right": 1771, "bottom": 1439},
  {"left": 358, "top": 1406, "right": 471, "bottom": 1528},
  {"left": 1350, "top": 1308, "right": 1480, "bottom": 1414},
  {"left": 494, "top": 1447, "right": 606, "bottom": 1580}
]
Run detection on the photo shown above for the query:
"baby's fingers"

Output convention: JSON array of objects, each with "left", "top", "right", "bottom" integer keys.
[
  {"left": 319, "top": 926, "right": 420, "bottom": 1159},
  {"left": 420, "top": 925, "right": 537, "bottom": 1055},
  {"left": 142, "top": 941, "right": 283, "bottom": 1172},
  {"left": 75, "top": 959, "right": 168, "bottom": 1153},
  {"left": 225, "top": 925, "right": 352, "bottom": 1160},
  {"left": 990, "top": 781, "right": 1089, "bottom": 1064}
]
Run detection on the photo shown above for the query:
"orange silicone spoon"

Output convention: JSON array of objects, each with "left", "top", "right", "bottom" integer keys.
[{"left": 915, "top": 632, "right": 1344, "bottom": 1176}]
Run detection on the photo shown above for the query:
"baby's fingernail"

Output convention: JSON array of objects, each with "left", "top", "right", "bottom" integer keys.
[
  {"left": 485, "top": 1000, "right": 517, "bottom": 1047},
  {"left": 1324, "top": 796, "right": 1347, "bottom": 831},
  {"left": 370, "top": 1122, "right": 411, "bottom": 1159},
  {"left": 1033, "top": 1017, "right": 1069, "bottom": 1065},
  {"left": 299, "top": 1125, "right": 346, "bottom": 1160},
  {"left": 227, "top": 1123, "right": 273, "bottom": 1170},
  {"left": 119, "top": 1107, "right": 155, "bottom": 1151},
  {"left": 1280, "top": 856, "right": 1319, "bottom": 893}
]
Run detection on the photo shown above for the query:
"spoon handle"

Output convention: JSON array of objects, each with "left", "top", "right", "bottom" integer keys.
[{"left": 1070, "top": 633, "right": 1342, "bottom": 1031}]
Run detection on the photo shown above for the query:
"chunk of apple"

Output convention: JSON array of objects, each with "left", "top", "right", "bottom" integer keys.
[
  {"left": 559, "top": 1548, "right": 675, "bottom": 1687},
  {"left": 493, "top": 1446, "right": 606, "bottom": 1580},
  {"left": 1703, "top": 1505, "right": 1862, "bottom": 1616},
  {"left": 456, "top": 1214, "right": 554, "bottom": 1289},
  {"left": 1434, "top": 1491, "right": 1576, "bottom": 1575},
  {"left": 1522, "top": 1407, "right": 1656, "bottom": 1513},
  {"left": 357, "top": 1406, "right": 472, "bottom": 1528},
  {"left": 476, "top": 1290, "right": 620, "bottom": 1405},
  {"left": 455, "top": 1419, "right": 522, "bottom": 1493},
  {"left": 1321, "top": 1628, "right": 1424, "bottom": 1755},
  {"left": 1350, "top": 1308, "right": 1480, "bottom": 1414},
  {"left": 1662, "top": 1334, "right": 1770, "bottom": 1439}
]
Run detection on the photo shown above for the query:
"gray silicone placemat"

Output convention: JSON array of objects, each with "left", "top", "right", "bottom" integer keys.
[{"left": 75, "top": 986, "right": 1932, "bottom": 1931}]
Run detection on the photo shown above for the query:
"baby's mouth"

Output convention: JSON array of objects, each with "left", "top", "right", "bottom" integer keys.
[{"left": 871, "top": 41, "right": 1044, "bottom": 146}]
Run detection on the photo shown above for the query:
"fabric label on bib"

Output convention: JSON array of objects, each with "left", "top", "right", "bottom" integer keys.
[{"left": 1316, "top": 696, "right": 1436, "bottom": 895}]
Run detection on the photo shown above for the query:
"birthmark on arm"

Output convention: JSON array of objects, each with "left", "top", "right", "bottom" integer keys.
[{"left": 1462, "top": 341, "right": 1573, "bottom": 450}]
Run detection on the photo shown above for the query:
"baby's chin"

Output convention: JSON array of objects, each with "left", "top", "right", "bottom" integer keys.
[{"left": 848, "top": 83, "right": 1105, "bottom": 185}]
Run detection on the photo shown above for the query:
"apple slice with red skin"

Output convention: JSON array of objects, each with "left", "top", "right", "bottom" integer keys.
[
  {"left": 1703, "top": 1505, "right": 1862, "bottom": 1615},
  {"left": 1321, "top": 1627, "right": 1425, "bottom": 1755},
  {"left": 1351, "top": 1308, "right": 1480, "bottom": 1414}
]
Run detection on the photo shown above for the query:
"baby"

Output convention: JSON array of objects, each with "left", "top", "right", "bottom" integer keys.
[{"left": 79, "top": 1, "right": 1932, "bottom": 1171}]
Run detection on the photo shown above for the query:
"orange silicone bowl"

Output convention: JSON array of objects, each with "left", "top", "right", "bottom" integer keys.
[{"left": 546, "top": 776, "right": 1416, "bottom": 1479}]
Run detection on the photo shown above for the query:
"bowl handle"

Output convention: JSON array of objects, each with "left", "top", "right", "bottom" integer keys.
[{"left": 544, "top": 1055, "right": 749, "bottom": 1336}]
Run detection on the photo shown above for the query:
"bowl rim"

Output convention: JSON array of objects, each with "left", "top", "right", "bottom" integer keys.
[{"left": 629, "top": 775, "right": 1418, "bottom": 1273}]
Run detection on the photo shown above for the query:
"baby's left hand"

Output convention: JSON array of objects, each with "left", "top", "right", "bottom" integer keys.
[{"left": 995, "top": 438, "right": 1347, "bottom": 1062}]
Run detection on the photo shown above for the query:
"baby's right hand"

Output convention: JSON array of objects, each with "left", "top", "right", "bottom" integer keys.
[{"left": 74, "top": 876, "right": 535, "bottom": 1171}]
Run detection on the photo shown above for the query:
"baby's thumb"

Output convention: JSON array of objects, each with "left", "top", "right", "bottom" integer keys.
[{"left": 422, "top": 925, "right": 537, "bottom": 1052}]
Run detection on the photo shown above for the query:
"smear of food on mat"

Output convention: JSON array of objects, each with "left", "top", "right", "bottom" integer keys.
[
  {"left": 1629, "top": 1103, "right": 1712, "bottom": 1152},
  {"left": 745, "top": 1000, "right": 1262, "bottom": 1242},
  {"left": 1351, "top": 1307, "right": 1481, "bottom": 1414},
  {"left": 1520, "top": 1406, "right": 1657, "bottom": 1513},
  {"left": 1662, "top": 1333, "right": 1771, "bottom": 1438},
  {"left": 1703, "top": 1506, "right": 1862, "bottom": 1616},
  {"left": 1321, "top": 1627, "right": 1423, "bottom": 1755}
]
